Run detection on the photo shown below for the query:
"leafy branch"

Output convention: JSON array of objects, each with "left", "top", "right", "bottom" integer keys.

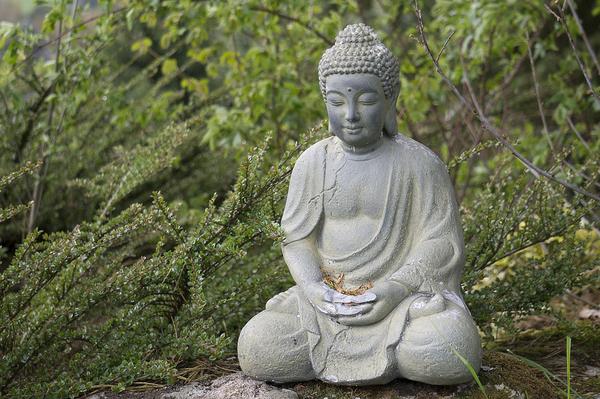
[{"left": 413, "top": 0, "right": 600, "bottom": 203}]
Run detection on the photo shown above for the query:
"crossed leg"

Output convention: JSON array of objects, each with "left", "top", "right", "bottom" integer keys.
[
  {"left": 239, "top": 296, "right": 481, "bottom": 386},
  {"left": 396, "top": 301, "right": 482, "bottom": 385},
  {"left": 237, "top": 310, "right": 315, "bottom": 383}
]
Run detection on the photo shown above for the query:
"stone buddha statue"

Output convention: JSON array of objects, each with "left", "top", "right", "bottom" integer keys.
[{"left": 238, "top": 23, "right": 481, "bottom": 386}]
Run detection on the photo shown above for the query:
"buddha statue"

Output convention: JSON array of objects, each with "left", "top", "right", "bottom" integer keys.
[{"left": 237, "top": 23, "right": 481, "bottom": 386}]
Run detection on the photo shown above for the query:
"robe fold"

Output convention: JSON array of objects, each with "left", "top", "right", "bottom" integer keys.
[{"left": 267, "top": 134, "right": 468, "bottom": 384}]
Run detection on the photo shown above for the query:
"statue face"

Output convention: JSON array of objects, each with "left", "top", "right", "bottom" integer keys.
[{"left": 325, "top": 73, "right": 388, "bottom": 149}]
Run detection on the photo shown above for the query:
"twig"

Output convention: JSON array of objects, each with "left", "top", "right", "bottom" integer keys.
[
  {"left": 526, "top": 31, "right": 554, "bottom": 152},
  {"left": 566, "top": 0, "right": 600, "bottom": 76},
  {"left": 487, "top": 27, "right": 544, "bottom": 110},
  {"left": 544, "top": 4, "right": 561, "bottom": 21},
  {"left": 414, "top": 5, "right": 466, "bottom": 108},
  {"left": 483, "top": 227, "right": 568, "bottom": 270},
  {"left": 27, "top": 0, "right": 79, "bottom": 232},
  {"left": 565, "top": 115, "right": 590, "bottom": 151},
  {"left": 561, "top": 160, "right": 600, "bottom": 189},
  {"left": 28, "top": 13, "right": 65, "bottom": 232},
  {"left": 549, "top": 4, "right": 600, "bottom": 104},
  {"left": 249, "top": 6, "right": 333, "bottom": 45},
  {"left": 413, "top": 0, "right": 600, "bottom": 203},
  {"left": 466, "top": 72, "right": 600, "bottom": 202},
  {"left": 13, "top": 79, "right": 57, "bottom": 163},
  {"left": 436, "top": 30, "right": 455, "bottom": 64},
  {"left": 100, "top": 171, "right": 130, "bottom": 218},
  {"left": 16, "top": 6, "right": 127, "bottom": 69}
]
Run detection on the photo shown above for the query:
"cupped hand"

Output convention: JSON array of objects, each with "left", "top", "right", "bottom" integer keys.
[
  {"left": 303, "top": 282, "right": 375, "bottom": 317},
  {"left": 336, "top": 280, "right": 408, "bottom": 326}
]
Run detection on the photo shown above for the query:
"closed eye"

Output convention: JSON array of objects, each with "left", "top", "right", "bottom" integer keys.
[{"left": 358, "top": 93, "right": 379, "bottom": 105}]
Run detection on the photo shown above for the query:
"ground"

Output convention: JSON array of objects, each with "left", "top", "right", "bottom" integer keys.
[
  {"left": 82, "top": 290, "right": 600, "bottom": 399},
  {"left": 82, "top": 339, "right": 600, "bottom": 399}
]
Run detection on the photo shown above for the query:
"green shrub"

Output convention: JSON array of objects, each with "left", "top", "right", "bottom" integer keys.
[{"left": 0, "top": 0, "right": 598, "bottom": 397}]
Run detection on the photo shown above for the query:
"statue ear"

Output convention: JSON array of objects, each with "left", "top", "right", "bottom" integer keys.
[
  {"left": 328, "top": 120, "right": 335, "bottom": 136},
  {"left": 383, "top": 98, "right": 398, "bottom": 136}
]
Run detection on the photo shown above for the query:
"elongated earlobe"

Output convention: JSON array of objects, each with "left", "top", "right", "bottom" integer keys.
[
  {"left": 383, "top": 92, "right": 399, "bottom": 137},
  {"left": 383, "top": 106, "right": 397, "bottom": 137},
  {"left": 329, "top": 120, "right": 335, "bottom": 136}
]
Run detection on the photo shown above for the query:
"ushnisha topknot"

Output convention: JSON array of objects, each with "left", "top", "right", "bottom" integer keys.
[{"left": 318, "top": 23, "right": 400, "bottom": 100}]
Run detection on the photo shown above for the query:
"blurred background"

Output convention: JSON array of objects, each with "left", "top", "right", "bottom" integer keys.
[{"left": 0, "top": 1, "right": 598, "bottom": 397}]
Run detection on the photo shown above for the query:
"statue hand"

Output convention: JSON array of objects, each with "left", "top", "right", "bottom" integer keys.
[
  {"left": 336, "top": 280, "right": 407, "bottom": 326},
  {"left": 304, "top": 282, "right": 374, "bottom": 317}
]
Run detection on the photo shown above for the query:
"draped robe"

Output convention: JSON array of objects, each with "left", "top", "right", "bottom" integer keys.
[{"left": 266, "top": 134, "right": 468, "bottom": 385}]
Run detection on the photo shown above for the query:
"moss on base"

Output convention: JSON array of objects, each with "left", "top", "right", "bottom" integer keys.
[
  {"left": 465, "top": 351, "right": 559, "bottom": 399},
  {"left": 287, "top": 351, "right": 562, "bottom": 399}
]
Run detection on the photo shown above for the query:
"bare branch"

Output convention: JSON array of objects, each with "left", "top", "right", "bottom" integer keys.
[
  {"left": 483, "top": 226, "right": 569, "bottom": 269},
  {"left": 561, "top": 160, "right": 600, "bottom": 190},
  {"left": 566, "top": 115, "right": 590, "bottom": 151},
  {"left": 27, "top": 13, "right": 65, "bottom": 232},
  {"left": 27, "top": 0, "right": 79, "bottom": 232},
  {"left": 16, "top": 6, "right": 127, "bottom": 70},
  {"left": 249, "top": 6, "right": 333, "bottom": 46},
  {"left": 436, "top": 30, "right": 455, "bottom": 64},
  {"left": 566, "top": 0, "right": 600, "bottom": 76},
  {"left": 544, "top": 4, "right": 560, "bottom": 21},
  {"left": 13, "top": 79, "right": 58, "bottom": 163},
  {"left": 565, "top": 289, "right": 600, "bottom": 310},
  {"left": 547, "top": 3, "right": 600, "bottom": 104},
  {"left": 413, "top": 4, "right": 468, "bottom": 109},
  {"left": 525, "top": 31, "right": 554, "bottom": 151},
  {"left": 413, "top": 0, "right": 600, "bottom": 203},
  {"left": 487, "top": 27, "right": 543, "bottom": 110},
  {"left": 463, "top": 62, "right": 600, "bottom": 202}
]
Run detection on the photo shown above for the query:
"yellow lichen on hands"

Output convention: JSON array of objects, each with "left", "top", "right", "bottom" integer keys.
[{"left": 322, "top": 270, "right": 373, "bottom": 296}]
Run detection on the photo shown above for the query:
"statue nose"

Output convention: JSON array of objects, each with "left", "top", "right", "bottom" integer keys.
[{"left": 345, "top": 103, "right": 360, "bottom": 122}]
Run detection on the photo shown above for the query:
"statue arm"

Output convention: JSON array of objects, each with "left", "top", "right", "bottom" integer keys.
[
  {"left": 389, "top": 158, "right": 465, "bottom": 293},
  {"left": 282, "top": 233, "right": 324, "bottom": 290},
  {"left": 389, "top": 238, "right": 461, "bottom": 292},
  {"left": 280, "top": 143, "right": 325, "bottom": 289},
  {"left": 280, "top": 141, "right": 372, "bottom": 317}
]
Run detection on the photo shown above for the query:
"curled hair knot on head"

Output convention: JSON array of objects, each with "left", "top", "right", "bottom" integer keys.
[{"left": 318, "top": 23, "right": 400, "bottom": 100}]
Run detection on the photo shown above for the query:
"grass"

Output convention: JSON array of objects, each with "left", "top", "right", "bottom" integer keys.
[
  {"left": 86, "top": 324, "right": 600, "bottom": 398},
  {"left": 506, "top": 336, "right": 583, "bottom": 399},
  {"left": 566, "top": 336, "right": 571, "bottom": 399},
  {"left": 288, "top": 351, "right": 561, "bottom": 399},
  {"left": 467, "top": 351, "right": 559, "bottom": 399},
  {"left": 452, "top": 348, "right": 488, "bottom": 399}
]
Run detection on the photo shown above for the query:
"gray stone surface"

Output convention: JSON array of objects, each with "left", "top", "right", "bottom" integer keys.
[
  {"left": 83, "top": 373, "right": 298, "bottom": 399},
  {"left": 238, "top": 22, "right": 481, "bottom": 386},
  {"left": 162, "top": 374, "right": 298, "bottom": 399}
]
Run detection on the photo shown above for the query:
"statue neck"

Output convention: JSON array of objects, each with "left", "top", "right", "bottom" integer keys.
[{"left": 337, "top": 135, "right": 385, "bottom": 157}]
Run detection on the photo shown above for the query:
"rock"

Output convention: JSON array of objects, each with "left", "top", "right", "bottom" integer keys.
[
  {"left": 83, "top": 374, "right": 298, "bottom": 399},
  {"left": 161, "top": 374, "right": 298, "bottom": 399},
  {"left": 290, "top": 378, "right": 469, "bottom": 399},
  {"left": 514, "top": 315, "right": 556, "bottom": 330},
  {"left": 578, "top": 307, "right": 600, "bottom": 322}
]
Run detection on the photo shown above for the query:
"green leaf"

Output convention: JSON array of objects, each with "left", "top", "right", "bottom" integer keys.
[
  {"left": 161, "top": 59, "right": 178, "bottom": 76},
  {"left": 126, "top": 8, "right": 136, "bottom": 31},
  {"left": 42, "top": 7, "right": 62, "bottom": 34},
  {"left": 131, "top": 38, "right": 152, "bottom": 55}
]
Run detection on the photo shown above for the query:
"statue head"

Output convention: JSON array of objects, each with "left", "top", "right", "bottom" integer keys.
[{"left": 318, "top": 24, "right": 399, "bottom": 146}]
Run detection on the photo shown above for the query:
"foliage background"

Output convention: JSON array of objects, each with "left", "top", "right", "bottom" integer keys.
[{"left": 0, "top": 0, "right": 598, "bottom": 397}]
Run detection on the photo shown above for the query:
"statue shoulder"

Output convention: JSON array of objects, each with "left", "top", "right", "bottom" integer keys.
[
  {"left": 293, "top": 137, "right": 334, "bottom": 170},
  {"left": 390, "top": 133, "right": 449, "bottom": 175}
]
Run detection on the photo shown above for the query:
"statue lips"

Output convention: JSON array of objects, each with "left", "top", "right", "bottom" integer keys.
[{"left": 343, "top": 125, "right": 363, "bottom": 134}]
